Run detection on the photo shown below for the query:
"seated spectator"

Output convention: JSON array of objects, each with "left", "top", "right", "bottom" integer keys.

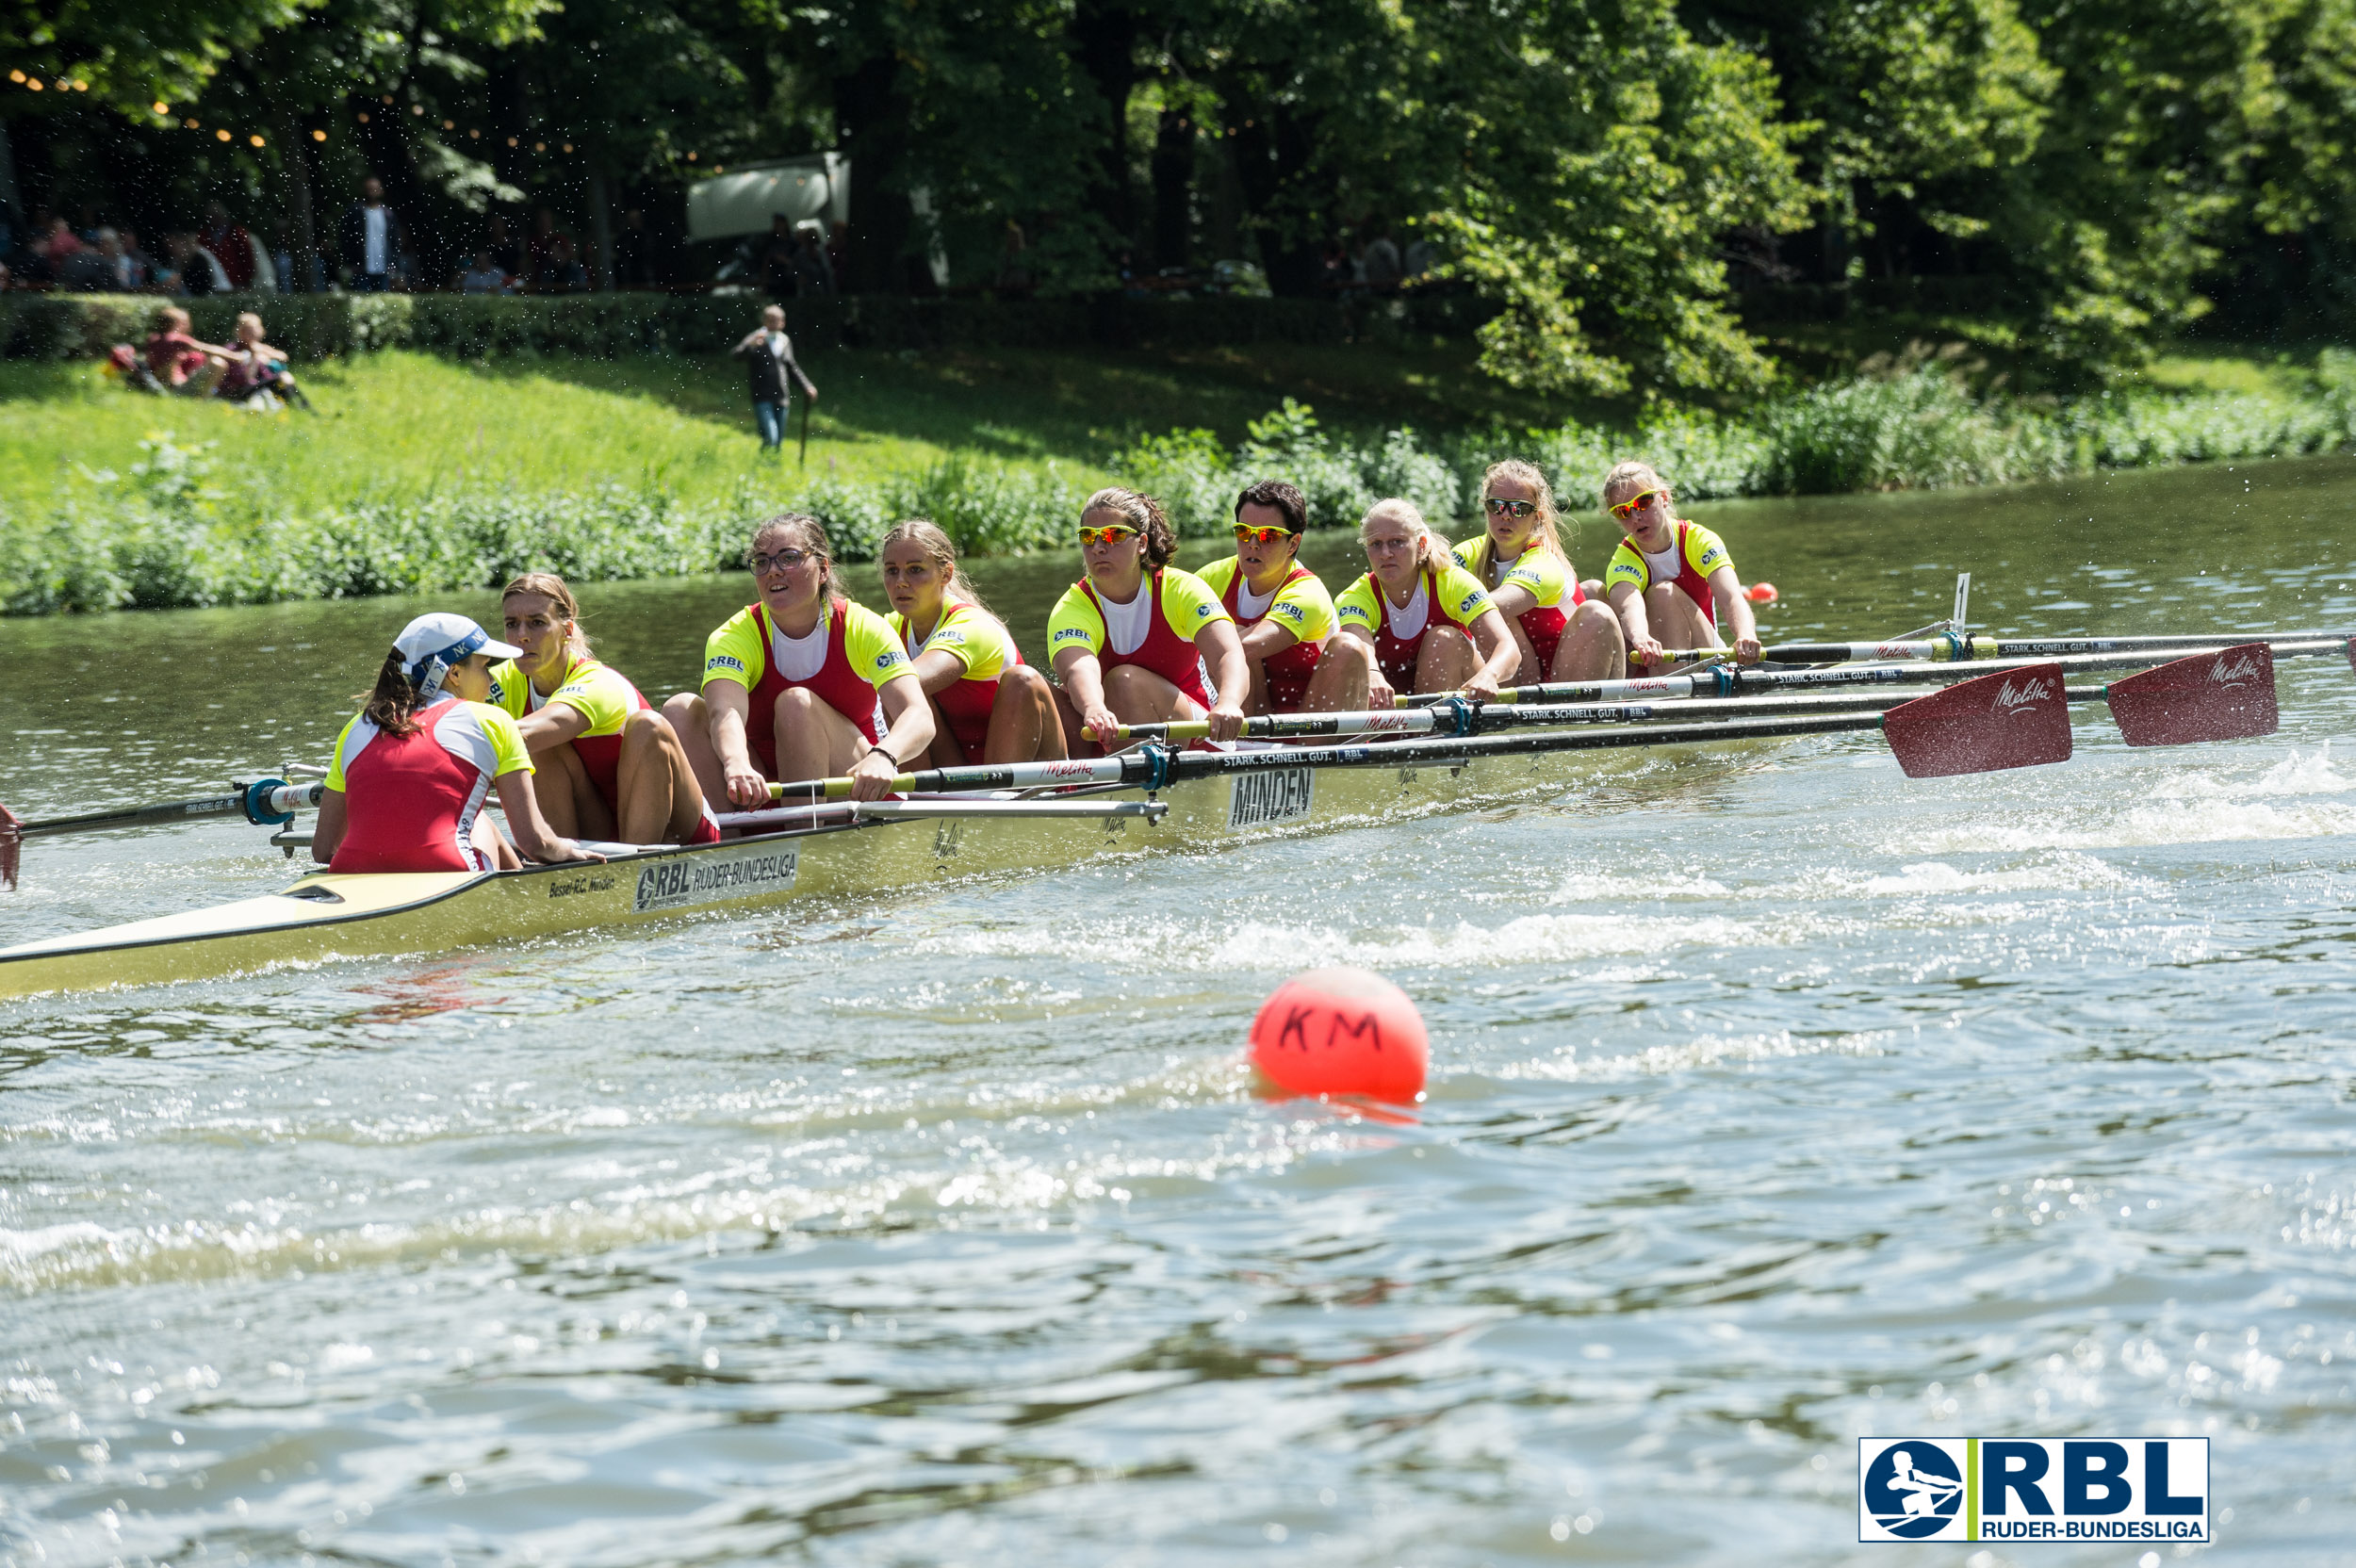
[
  {"left": 215, "top": 311, "right": 306, "bottom": 410},
  {"left": 166, "top": 232, "right": 233, "bottom": 296},
  {"left": 202, "top": 201, "right": 259, "bottom": 291},
  {"left": 487, "top": 214, "right": 524, "bottom": 277},
  {"left": 537, "top": 235, "right": 587, "bottom": 293},
  {"left": 794, "top": 225, "right": 835, "bottom": 295},
  {"left": 125, "top": 306, "right": 231, "bottom": 396},
  {"left": 458, "top": 250, "right": 510, "bottom": 293}
]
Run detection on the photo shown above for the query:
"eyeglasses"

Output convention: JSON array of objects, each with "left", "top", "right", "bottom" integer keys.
[
  {"left": 751, "top": 547, "right": 816, "bottom": 574},
  {"left": 1232, "top": 525, "right": 1296, "bottom": 545},
  {"left": 1078, "top": 525, "right": 1139, "bottom": 547},
  {"left": 1483, "top": 497, "right": 1537, "bottom": 518},
  {"left": 1609, "top": 488, "right": 1666, "bottom": 520}
]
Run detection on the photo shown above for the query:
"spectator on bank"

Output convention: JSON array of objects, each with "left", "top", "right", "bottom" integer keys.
[
  {"left": 731, "top": 303, "right": 817, "bottom": 454},
  {"left": 794, "top": 225, "right": 834, "bottom": 295},
  {"left": 996, "top": 220, "right": 1032, "bottom": 293},
  {"left": 1403, "top": 233, "right": 1440, "bottom": 281},
  {"left": 202, "top": 202, "right": 262, "bottom": 290},
  {"left": 1362, "top": 226, "right": 1403, "bottom": 291},
  {"left": 214, "top": 311, "right": 308, "bottom": 411},
  {"left": 612, "top": 208, "right": 651, "bottom": 288},
  {"left": 57, "top": 227, "right": 122, "bottom": 290},
  {"left": 826, "top": 221, "right": 849, "bottom": 292},
  {"left": 759, "top": 214, "right": 800, "bottom": 302},
  {"left": 166, "top": 232, "right": 234, "bottom": 296},
  {"left": 527, "top": 208, "right": 569, "bottom": 291},
  {"left": 486, "top": 214, "right": 523, "bottom": 278},
  {"left": 458, "top": 250, "right": 510, "bottom": 294},
  {"left": 123, "top": 305, "right": 232, "bottom": 396},
  {"left": 338, "top": 176, "right": 407, "bottom": 292},
  {"left": 538, "top": 234, "right": 588, "bottom": 294}
]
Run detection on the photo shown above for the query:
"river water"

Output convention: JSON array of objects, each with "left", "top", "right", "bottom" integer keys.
[{"left": 3, "top": 458, "right": 2353, "bottom": 1567}]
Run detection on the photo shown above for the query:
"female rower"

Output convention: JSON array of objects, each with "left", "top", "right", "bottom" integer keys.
[
  {"left": 492, "top": 572, "right": 714, "bottom": 844},
  {"left": 663, "top": 514, "right": 934, "bottom": 807},
  {"left": 1048, "top": 487, "right": 1249, "bottom": 751},
  {"left": 313, "top": 613, "right": 597, "bottom": 874},
  {"left": 1454, "top": 459, "right": 1626, "bottom": 681},
  {"left": 1599, "top": 462, "right": 1761, "bottom": 667},
  {"left": 1306, "top": 498, "right": 1518, "bottom": 710},
  {"left": 1192, "top": 479, "right": 1336, "bottom": 715},
  {"left": 877, "top": 519, "right": 1067, "bottom": 765}
]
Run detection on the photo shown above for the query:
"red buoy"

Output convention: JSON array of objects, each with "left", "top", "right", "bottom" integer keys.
[
  {"left": 1745, "top": 580, "right": 1779, "bottom": 605},
  {"left": 1249, "top": 967, "right": 1429, "bottom": 1103}
]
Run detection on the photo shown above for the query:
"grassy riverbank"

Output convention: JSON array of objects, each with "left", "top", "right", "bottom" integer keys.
[{"left": 4, "top": 340, "right": 2351, "bottom": 613}]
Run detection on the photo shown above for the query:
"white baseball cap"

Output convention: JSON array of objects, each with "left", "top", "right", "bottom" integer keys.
[{"left": 394, "top": 612, "right": 522, "bottom": 694}]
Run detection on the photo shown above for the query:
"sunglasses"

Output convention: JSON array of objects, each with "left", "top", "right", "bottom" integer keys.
[
  {"left": 751, "top": 547, "right": 816, "bottom": 574},
  {"left": 1609, "top": 488, "right": 1666, "bottom": 520},
  {"left": 1078, "top": 525, "right": 1139, "bottom": 547},
  {"left": 1232, "top": 524, "right": 1297, "bottom": 545},
  {"left": 1483, "top": 497, "right": 1537, "bottom": 518}
]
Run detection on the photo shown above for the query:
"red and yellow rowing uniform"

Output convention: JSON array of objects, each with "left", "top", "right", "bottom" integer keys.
[
  {"left": 1452, "top": 535, "right": 1583, "bottom": 673},
  {"left": 701, "top": 597, "right": 912, "bottom": 779},
  {"left": 487, "top": 652, "right": 649, "bottom": 814},
  {"left": 886, "top": 599, "right": 1023, "bottom": 761},
  {"left": 1334, "top": 562, "right": 1496, "bottom": 688},
  {"left": 1604, "top": 520, "right": 1733, "bottom": 623},
  {"left": 1194, "top": 555, "right": 1335, "bottom": 710},
  {"left": 324, "top": 694, "right": 532, "bottom": 873},
  {"left": 1047, "top": 567, "right": 1232, "bottom": 710}
]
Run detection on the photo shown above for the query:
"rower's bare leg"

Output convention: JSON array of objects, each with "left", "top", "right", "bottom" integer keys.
[
  {"left": 1242, "top": 655, "right": 1272, "bottom": 717},
  {"left": 986, "top": 666, "right": 1067, "bottom": 763},
  {"left": 1304, "top": 644, "right": 1368, "bottom": 712},
  {"left": 1103, "top": 663, "right": 1206, "bottom": 727},
  {"left": 773, "top": 687, "right": 874, "bottom": 782},
  {"left": 614, "top": 708, "right": 702, "bottom": 844},
  {"left": 662, "top": 691, "right": 728, "bottom": 811},
  {"left": 1413, "top": 625, "right": 1481, "bottom": 694},
  {"left": 1551, "top": 600, "right": 1628, "bottom": 681},
  {"left": 1644, "top": 583, "right": 1724, "bottom": 673},
  {"left": 529, "top": 742, "right": 604, "bottom": 840},
  {"left": 1053, "top": 685, "right": 1094, "bottom": 756},
  {"left": 471, "top": 810, "right": 521, "bottom": 871},
  {"left": 920, "top": 694, "right": 973, "bottom": 769}
]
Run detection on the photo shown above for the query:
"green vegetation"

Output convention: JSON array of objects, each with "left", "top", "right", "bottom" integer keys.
[{"left": 6, "top": 340, "right": 2353, "bottom": 616}]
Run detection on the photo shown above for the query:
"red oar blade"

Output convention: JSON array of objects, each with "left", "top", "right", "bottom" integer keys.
[
  {"left": 1, "top": 801, "right": 19, "bottom": 892},
  {"left": 1884, "top": 662, "right": 2073, "bottom": 778},
  {"left": 2105, "top": 643, "right": 2278, "bottom": 746}
]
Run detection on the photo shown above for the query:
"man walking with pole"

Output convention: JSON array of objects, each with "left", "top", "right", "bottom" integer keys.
[{"left": 731, "top": 304, "right": 817, "bottom": 458}]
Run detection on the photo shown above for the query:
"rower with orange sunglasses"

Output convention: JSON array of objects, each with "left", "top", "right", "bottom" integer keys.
[
  {"left": 1191, "top": 480, "right": 1337, "bottom": 714},
  {"left": 1047, "top": 487, "right": 1251, "bottom": 753},
  {"left": 1599, "top": 462, "right": 1762, "bottom": 667}
]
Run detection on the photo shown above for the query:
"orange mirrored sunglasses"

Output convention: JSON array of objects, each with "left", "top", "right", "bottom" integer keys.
[
  {"left": 1078, "top": 524, "right": 1140, "bottom": 547},
  {"left": 1231, "top": 524, "right": 1296, "bottom": 545},
  {"left": 1609, "top": 488, "right": 1665, "bottom": 520}
]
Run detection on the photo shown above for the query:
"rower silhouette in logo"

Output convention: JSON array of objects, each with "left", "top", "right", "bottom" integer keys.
[{"left": 1864, "top": 1444, "right": 1964, "bottom": 1538}]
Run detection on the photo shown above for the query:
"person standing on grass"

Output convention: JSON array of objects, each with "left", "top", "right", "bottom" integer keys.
[
  {"left": 732, "top": 304, "right": 817, "bottom": 454},
  {"left": 338, "top": 176, "right": 406, "bottom": 293}
]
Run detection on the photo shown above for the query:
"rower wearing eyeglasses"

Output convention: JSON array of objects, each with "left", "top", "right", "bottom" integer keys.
[
  {"left": 1048, "top": 486, "right": 1250, "bottom": 754},
  {"left": 1307, "top": 497, "right": 1519, "bottom": 710},
  {"left": 1599, "top": 461, "right": 1762, "bottom": 668},
  {"left": 1453, "top": 459, "right": 1628, "bottom": 681},
  {"left": 1190, "top": 480, "right": 1336, "bottom": 715},
  {"left": 663, "top": 513, "right": 935, "bottom": 807}
]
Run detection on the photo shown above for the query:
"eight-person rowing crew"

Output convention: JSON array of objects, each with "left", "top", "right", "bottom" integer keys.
[{"left": 318, "top": 461, "right": 1762, "bottom": 873}]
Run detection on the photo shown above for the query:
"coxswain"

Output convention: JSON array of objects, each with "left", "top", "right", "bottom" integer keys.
[
  {"left": 877, "top": 518, "right": 1067, "bottom": 765},
  {"left": 1599, "top": 461, "right": 1762, "bottom": 667},
  {"left": 1454, "top": 459, "right": 1626, "bottom": 680},
  {"left": 1191, "top": 479, "right": 1336, "bottom": 715},
  {"left": 490, "top": 572, "right": 716, "bottom": 845},
  {"left": 1048, "top": 487, "right": 1249, "bottom": 752},
  {"left": 663, "top": 514, "right": 934, "bottom": 807},
  {"left": 1307, "top": 498, "right": 1518, "bottom": 710},
  {"left": 312, "top": 613, "right": 598, "bottom": 874}
]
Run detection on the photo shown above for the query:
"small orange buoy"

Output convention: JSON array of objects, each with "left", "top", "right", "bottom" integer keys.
[
  {"left": 1744, "top": 580, "right": 1779, "bottom": 605},
  {"left": 1249, "top": 967, "right": 1429, "bottom": 1102}
]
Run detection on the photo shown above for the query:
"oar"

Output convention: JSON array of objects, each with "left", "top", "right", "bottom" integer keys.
[
  {"left": 0, "top": 779, "right": 321, "bottom": 891},
  {"left": 1635, "top": 629, "right": 2356, "bottom": 666},
  {"left": 770, "top": 650, "right": 2278, "bottom": 800}
]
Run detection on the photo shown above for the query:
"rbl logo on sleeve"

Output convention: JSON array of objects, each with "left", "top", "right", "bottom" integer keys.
[{"left": 1858, "top": 1438, "right": 2208, "bottom": 1544}]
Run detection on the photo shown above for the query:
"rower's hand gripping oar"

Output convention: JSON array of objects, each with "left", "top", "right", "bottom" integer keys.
[{"left": 0, "top": 778, "right": 323, "bottom": 891}]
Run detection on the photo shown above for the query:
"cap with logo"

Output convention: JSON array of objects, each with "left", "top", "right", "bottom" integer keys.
[{"left": 394, "top": 612, "right": 524, "bottom": 698}]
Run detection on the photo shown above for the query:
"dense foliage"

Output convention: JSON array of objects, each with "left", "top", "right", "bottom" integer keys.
[{"left": 9, "top": 0, "right": 2356, "bottom": 394}]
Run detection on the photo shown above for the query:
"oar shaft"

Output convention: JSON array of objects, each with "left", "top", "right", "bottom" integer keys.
[
  {"left": 1640, "top": 630, "right": 2353, "bottom": 666},
  {"left": 8, "top": 781, "right": 321, "bottom": 840}
]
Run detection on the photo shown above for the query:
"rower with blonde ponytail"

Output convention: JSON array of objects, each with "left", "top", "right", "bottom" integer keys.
[
  {"left": 1452, "top": 459, "right": 1627, "bottom": 680},
  {"left": 876, "top": 518, "right": 1068, "bottom": 765}
]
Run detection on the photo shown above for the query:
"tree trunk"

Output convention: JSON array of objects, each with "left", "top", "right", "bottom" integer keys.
[
  {"left": 1226, "top": 94, "right": 1323, "bottom": 297},
  {"left": 836, "top": 53, "right": 913, "bottom": 293},
  {"left": 588, "top": 165, "right": 614, "bottom": 291},
  {"left": 1151, "top": 107, "right": 1192, "bottom": 270},
  {"left": 280, "top": 105, "right": 316, "bottom": 291},
  {"left": 1072, "top": 0, "right": 1139, "bottom": 255}
]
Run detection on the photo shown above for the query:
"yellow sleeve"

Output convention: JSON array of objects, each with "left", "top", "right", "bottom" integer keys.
[
  {"left": 1047, "top": 582, "right": 1107, "bottom": 660},
  {"left": 1333, "top": 573, "right": 1381, "bottom": 633},
  {"left": 467, "top": 702, "right": 536, "bottom": 776},
  {"left": 701, "top": 607, "right": 764, "bottom": 691},
  {"left": 1684, "top": 523, "right": 1734, "bottom": 580},
  {"left": 1269, "top": 572, "right": 1335, "bottom": 643},
  {"left": 840, "top": 602, "right": 916, "bottom": 690},
  {"left": 915, "top": 601, "right": 1010, "bottom": 680},
  {"left": 1497, "top": 548, "right": 1568, "bottom": 609},
  {"left": 323, "top": 710, "right": 364, "bottom": 792},
  {"left": 1604, "top": 539, "right": 1649, "bottom": 596},
  {"left": 1194, "top": 556, "right": 1238, "bottom": 596},
  {"left": 1434, "top": 563, "right": 1496, "bottom": 628},
  {"left": 1157, "top": 568, "right": 1234, "bottom": 641},
  {"left": 546, "top": 661, "right": 635, "bottom": 739},
  {"left": 1449, "top": 536, "right": 1486, "bottom": 576},
  {"left": 484, "top": 660, "right": 529, "bottom": 719}
]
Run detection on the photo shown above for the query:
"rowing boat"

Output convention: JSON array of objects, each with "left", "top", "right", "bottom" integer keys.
[{"left": 0, "top": 636, "right": 2331, "bottom": 999}]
